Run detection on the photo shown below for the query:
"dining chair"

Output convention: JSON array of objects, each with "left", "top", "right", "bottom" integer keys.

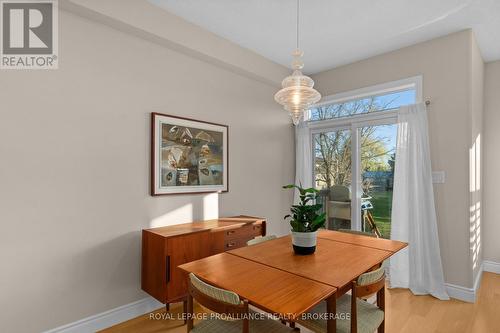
[
  {"left": 186, "top": 273, "right": 295, "bottom": 333},
  {"left": 338, "top": 228, "right": 387, "bottom": 295},
  {"left": 246, "top": 235, "right": 277, "bottom": 246},
  {"left": 297, "top": 266, "right": 386, "bottom": 333}
]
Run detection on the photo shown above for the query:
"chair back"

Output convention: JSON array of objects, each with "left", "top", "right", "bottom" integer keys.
[
  {"left": 327, "top": 186, "right": 351, "bottom": 220},
  {"left": 350, "top": 267, "right": 386, "bottom": 333},
  {"left": 187, "top": 273, "right": 249, "bottom": 332},
  {"left": 247, "top": 235, "right": 277, "bottom": 246},
  {"left": 354, "top": 266, "right": 385, "bottom": 297},
  {"left": 329, "top": 185, "right": 350, "bottom": 201}
]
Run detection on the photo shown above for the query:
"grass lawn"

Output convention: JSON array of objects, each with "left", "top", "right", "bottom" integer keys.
[{"left": 368, "top": 191, "right": 393, "bottom": 239}]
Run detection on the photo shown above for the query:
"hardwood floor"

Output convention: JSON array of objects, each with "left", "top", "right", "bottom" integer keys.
[
  {"left": 101, "top": 272, "right": 500, "bottom": 333},
  {"left": 386, "top": 272, "right": 500, "bottom": 332}
]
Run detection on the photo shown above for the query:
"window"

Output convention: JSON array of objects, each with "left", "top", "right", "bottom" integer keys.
[
  {"left": 309, "top": 89, "right": 416, "bottom": 121},
  {"left": 310, "top": 77, "right": 421, "bottom": 239}
]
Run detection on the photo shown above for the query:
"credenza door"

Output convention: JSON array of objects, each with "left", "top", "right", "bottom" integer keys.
[{"left": 165, "top": 231, "right": 212, "bottom": 301}]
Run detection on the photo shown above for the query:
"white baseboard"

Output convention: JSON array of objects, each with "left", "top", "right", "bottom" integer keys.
[
  {"left": 483, "top": 260, "right": 500, "bottom": 274},
  {"left": 445, "top": 282, "right": 477, "bottom": 303},
  {"left": 445, "top": 259, "right": 500, "bottom": 303},
  {"left": 44, "top": 260, "right": 500, "bottom": 332},
  {"left": 43, "top": 297, "right": 163, "bottom": 333},
  {"left": 473, "top": 263, "right": 484, "bottom": 293},
  {"left": 445, "top": 262, "right": 483, "bottom": 303}
]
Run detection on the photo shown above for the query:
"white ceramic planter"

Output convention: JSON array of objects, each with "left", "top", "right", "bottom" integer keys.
[{"left": 291, "top": 231, "right": 318, "bottom": 255}]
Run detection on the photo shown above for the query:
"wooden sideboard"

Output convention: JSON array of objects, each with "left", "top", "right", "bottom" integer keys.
[{"left": 141, "top": 216, "right": 266, "bottom": 306}]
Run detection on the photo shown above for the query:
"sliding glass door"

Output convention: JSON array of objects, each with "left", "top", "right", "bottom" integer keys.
[
  {"left": 359, "top": 124, "right": 397, "bottom": 238},
  {"left": 313, "top": 129, "right": 352, "bottom": 230},
  {"left": 313, "top": 122, "right": 397, "bottom": 239},
  {"left": 308, "top": 82, "right": 418, "bottom": 238}
]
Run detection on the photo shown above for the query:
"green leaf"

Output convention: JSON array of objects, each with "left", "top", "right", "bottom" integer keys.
[{"left": 310, "top": 213, "right": 326, "bottom": 231}]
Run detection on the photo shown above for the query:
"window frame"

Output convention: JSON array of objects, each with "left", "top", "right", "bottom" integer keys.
[
  {"left": 309, "top": 76, "right": 422, "bottom": 232},
  {"left": 308, "top": 75, "right": 422, "bottom": 121}
]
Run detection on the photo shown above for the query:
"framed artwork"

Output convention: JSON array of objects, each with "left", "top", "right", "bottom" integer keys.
[{"left": 151, "top": 113, "right": 228, "bottom": 195}]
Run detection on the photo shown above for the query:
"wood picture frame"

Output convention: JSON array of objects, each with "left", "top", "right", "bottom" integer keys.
[{"left": 151, "top": 112, "right": 228, "bottom": 195}]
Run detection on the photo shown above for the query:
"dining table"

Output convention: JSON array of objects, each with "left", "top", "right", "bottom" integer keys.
[{"left": 178, "top": 229, "right": 407, "bottom": 333}]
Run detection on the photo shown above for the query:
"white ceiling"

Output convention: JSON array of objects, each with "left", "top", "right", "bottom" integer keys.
[{"left": 150, "top": 0, "right": 500, "bottom": 74}]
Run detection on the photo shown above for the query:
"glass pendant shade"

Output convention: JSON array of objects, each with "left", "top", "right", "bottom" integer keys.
[{"left": 274, "top": 49, "right": 321, "bottom": 125}]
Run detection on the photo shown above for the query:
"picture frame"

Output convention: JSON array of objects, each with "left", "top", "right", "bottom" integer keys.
[{"left": 151, "top": 112, "right": 228, "bottom": 195}]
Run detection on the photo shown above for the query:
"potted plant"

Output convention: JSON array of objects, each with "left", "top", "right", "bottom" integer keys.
[{"left": 283, "top": 184, "right": 326, "bottom": 255}]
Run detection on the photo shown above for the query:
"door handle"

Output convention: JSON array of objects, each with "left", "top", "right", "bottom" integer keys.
[{"left": 166, "top": 255, "right": 170, "bottom": 283}]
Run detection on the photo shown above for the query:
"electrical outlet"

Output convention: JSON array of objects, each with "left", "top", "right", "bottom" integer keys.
[{"left": 432, "top": 171, "right": 445, "bottom": 184}]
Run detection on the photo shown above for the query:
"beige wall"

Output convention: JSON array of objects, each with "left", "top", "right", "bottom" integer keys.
[
  {"left": 312, "top": 30, "right": 480, "bottom": 288},
  {"left": 469, "top": 33, "right": 484, "bottom": 282},
  {"left": 0, "top": 10, "right": 294, "bottom": 333},
  {"left": 484, "top": 60, "right": 500, "bottom": 263}
]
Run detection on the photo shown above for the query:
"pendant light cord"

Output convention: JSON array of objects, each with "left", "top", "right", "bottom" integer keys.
[{"left": 296, "top": 0, "right": 300, "bottom": 50}]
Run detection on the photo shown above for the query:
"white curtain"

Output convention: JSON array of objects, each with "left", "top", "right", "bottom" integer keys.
[
  {"left": 294, "top": 123, "right": 312, "bottom": 203},
  {"left": 390, "top": 103, "right": 449, "bottom": 300}
]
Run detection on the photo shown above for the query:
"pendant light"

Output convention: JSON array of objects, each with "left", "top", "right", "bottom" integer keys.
[{"left": 274, "top": 0, "right": 321, "bottom": 125}]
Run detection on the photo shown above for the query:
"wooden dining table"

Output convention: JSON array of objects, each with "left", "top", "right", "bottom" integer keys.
[
  {"left": 178, "top": 252, "right": 336, "bottom": 320},
  {"left": 178, "top": 229, "right": 407, "bottom": 333},
  {"left": 317, "top": 229, "right": 408, "bottom": 253}
]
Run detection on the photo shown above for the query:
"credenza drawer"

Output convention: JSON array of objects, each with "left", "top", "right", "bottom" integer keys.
[
  {"left": 224, "top": 222, "right": 263, "bottom": 241},
  {"left": 224, "top": 237, "right": 248, "bottom": 250}
]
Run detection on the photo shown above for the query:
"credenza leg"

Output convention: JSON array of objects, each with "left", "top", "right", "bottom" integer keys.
[
  {"left": 183, "top": 300, "right": 188, "bottom": 325},
  {"left": 187, "top": 295, "right": 194, "bottom": 331}
]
